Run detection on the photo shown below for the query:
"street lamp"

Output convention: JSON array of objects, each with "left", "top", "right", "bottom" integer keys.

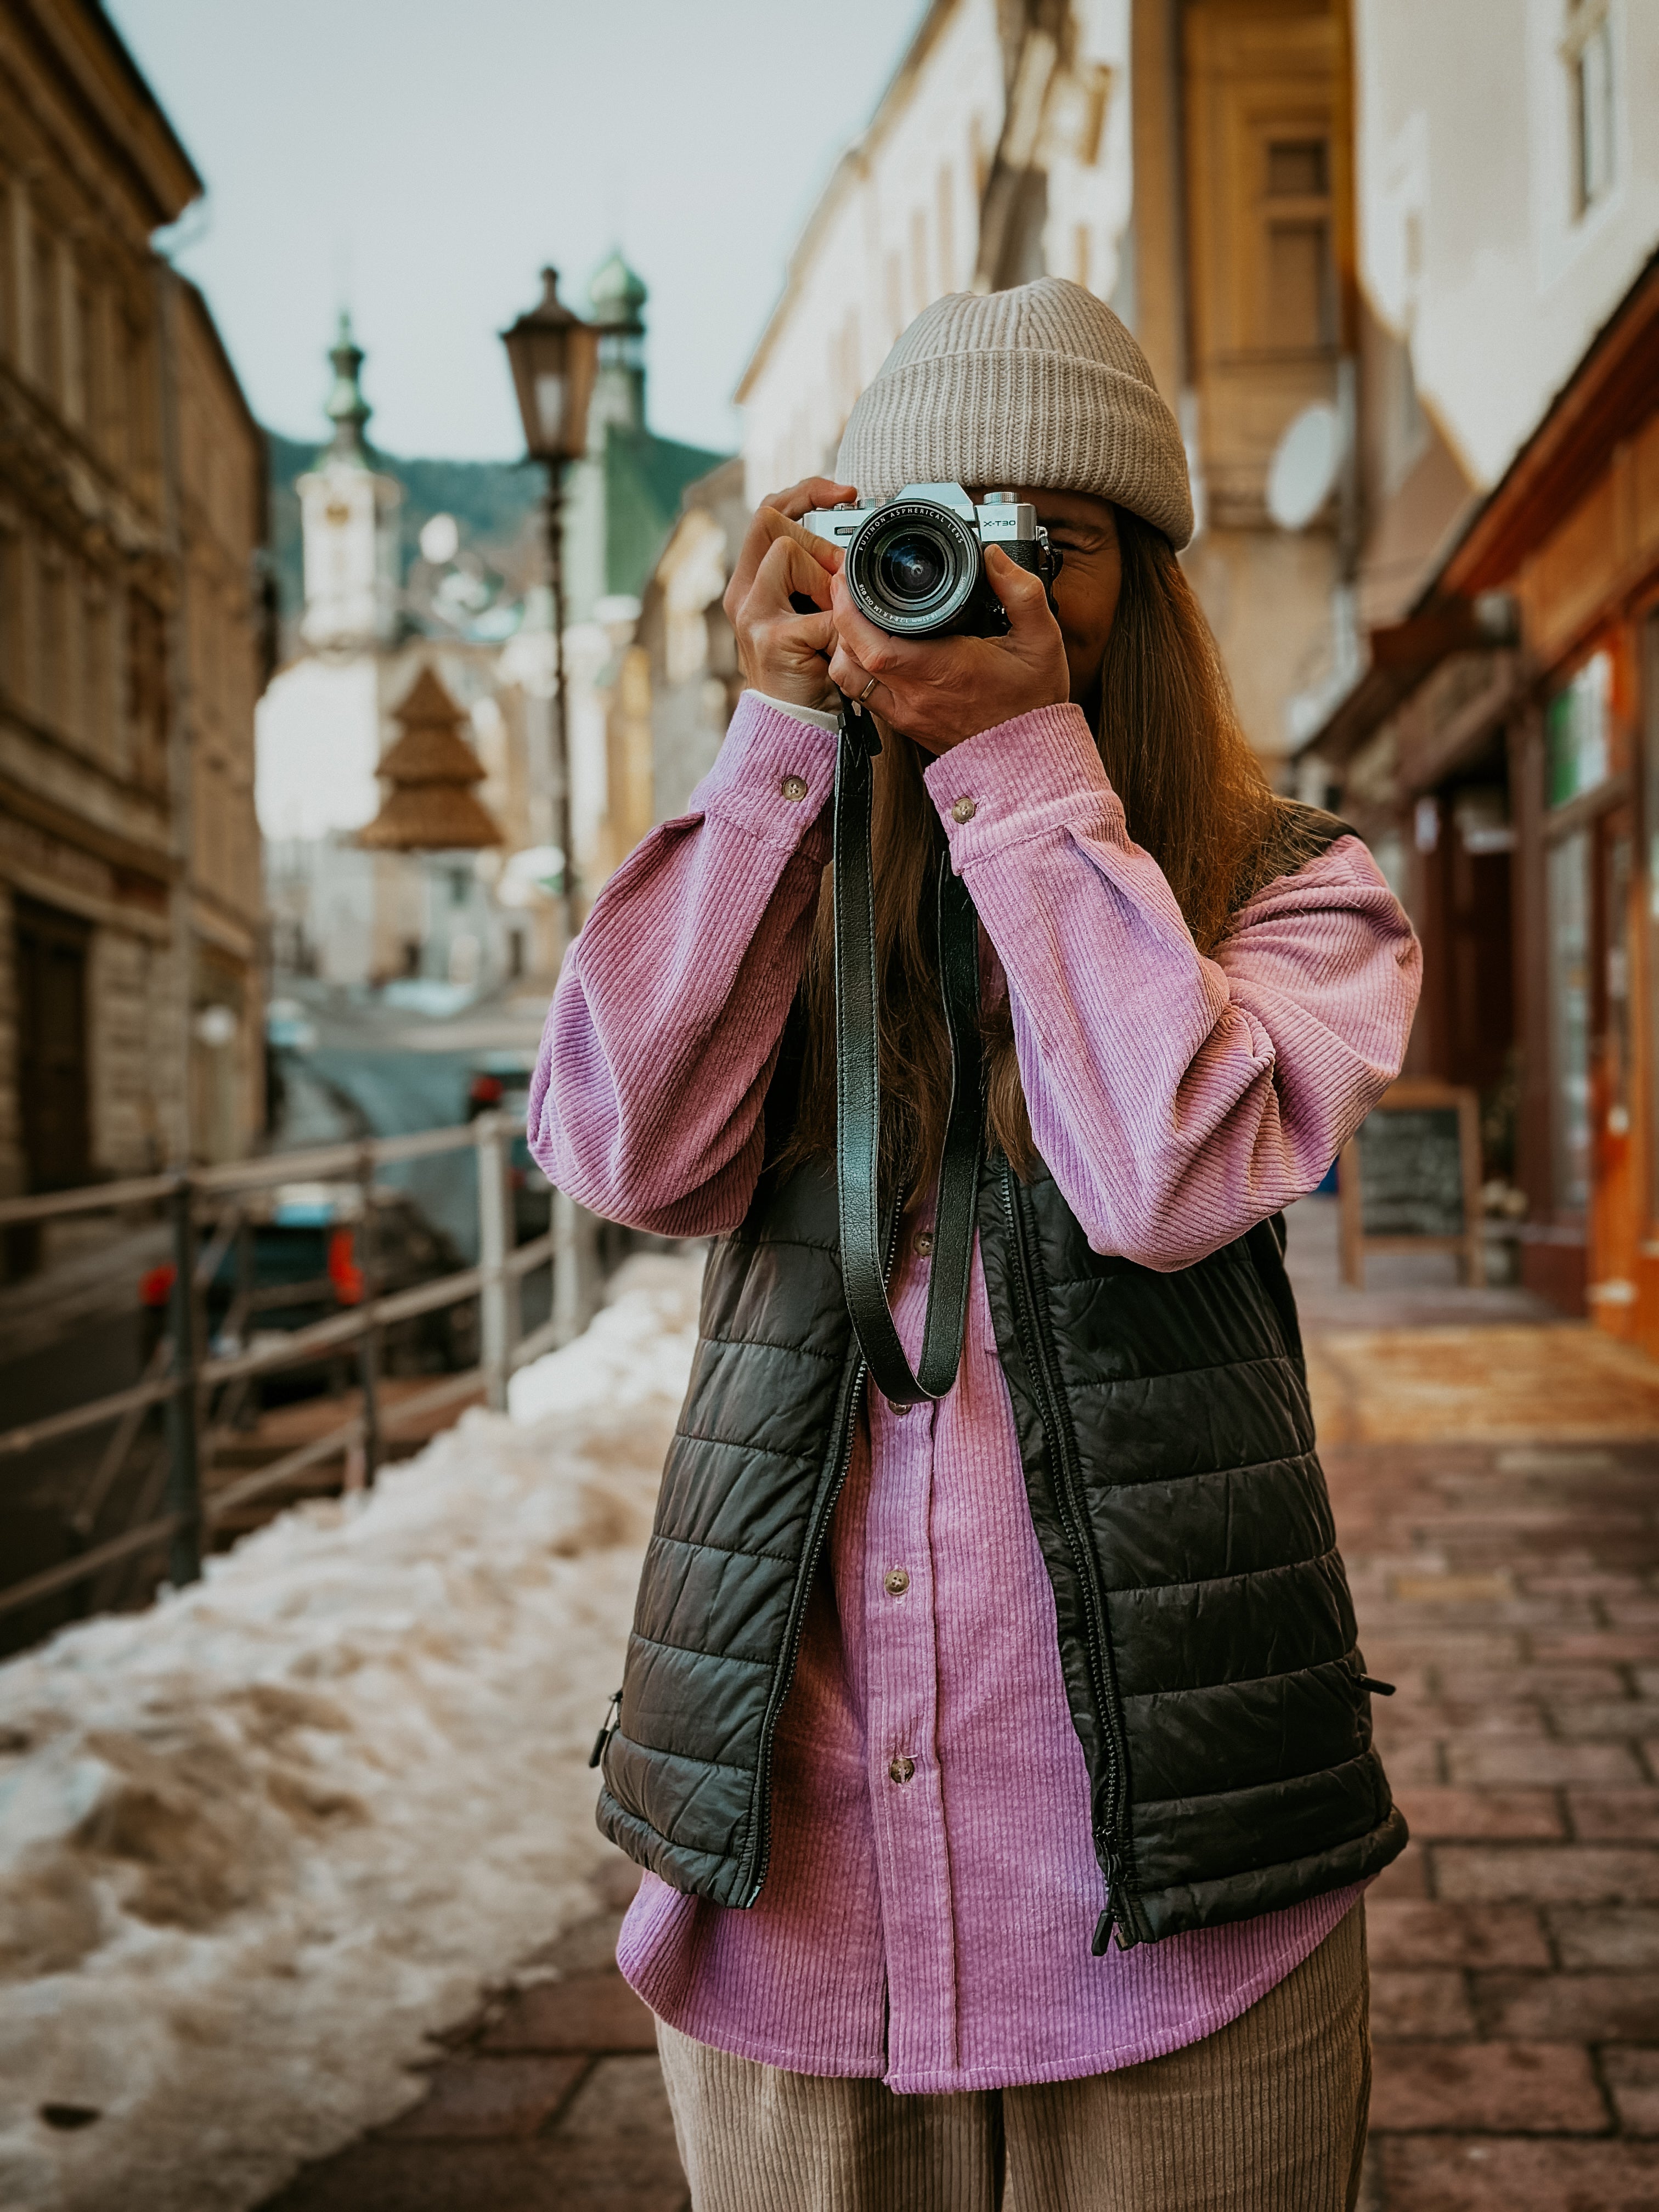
[{"left": 501, "top": 268, "right": 600, "bottom": 958}]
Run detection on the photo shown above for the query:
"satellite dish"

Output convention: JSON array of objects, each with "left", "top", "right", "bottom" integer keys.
[{"left": 1267, "top": 403, "right": 1344, "bottom": 531}]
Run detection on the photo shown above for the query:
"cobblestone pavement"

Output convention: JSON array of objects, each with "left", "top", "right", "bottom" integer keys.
[{"left": 261, "top": 1205, "right": 1659, "bottom": 2211}]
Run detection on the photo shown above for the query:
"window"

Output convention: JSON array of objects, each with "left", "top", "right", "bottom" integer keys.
[
  {"left": 1262, "top": 137, "right": 1334, "bottom": 350},
  {"left": 1548, "top": 828, "right": 1593, "bottom": 1211},
  {"left": 38, "top": 558, "right": 67, "bottom": 729},
  {"left": 1546, "top": 649, "right": 1612, "bottom": 806},
  {"left": 1570, "top": 9, "right": 1615, "bottom": 215},
  {"left": 31, "top": 226, "right": 59, "bottom": 402}
]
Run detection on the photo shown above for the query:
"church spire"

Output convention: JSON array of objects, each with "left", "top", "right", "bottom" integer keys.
[{"left": 323, "top": 309, "right": 372, "bottom": 465}]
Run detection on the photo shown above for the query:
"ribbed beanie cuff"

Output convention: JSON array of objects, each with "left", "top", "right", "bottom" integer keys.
[{"left": 835, "top": 279, "right": 1194, "bottom": 550}]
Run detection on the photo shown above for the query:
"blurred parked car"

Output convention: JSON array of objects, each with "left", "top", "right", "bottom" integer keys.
[{"left": 140, "top": 1183, "right": 477, "bottom": 1403}]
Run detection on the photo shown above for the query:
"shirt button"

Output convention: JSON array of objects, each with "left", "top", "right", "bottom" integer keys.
[
  {"left": 884, "top": 1567, "right": 910, "bottom": 1596},
  {"left": 950, "top": 797, "right": 977, "bottom": 823},
  {"left": 780, "top": 774, "right": 809, "bottom": 802},
  {"left": 888, "top": 1756, "right": 916, "bottom": 1785},
  {"left": 914, "top": 1231, "right": 934, "bottom": 1257}
]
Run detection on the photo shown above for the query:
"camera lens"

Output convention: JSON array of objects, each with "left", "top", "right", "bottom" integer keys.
[
  {"left": 877, "top": 531, "right": 947, "bottom": 604},
  {"left": 845, "top": 499, "right": 979, "bottom": 636}
]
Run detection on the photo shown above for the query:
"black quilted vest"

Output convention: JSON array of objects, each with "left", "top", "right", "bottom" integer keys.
[{"left": 596, "top": 816, "right": 1408, "bottom": 1950}]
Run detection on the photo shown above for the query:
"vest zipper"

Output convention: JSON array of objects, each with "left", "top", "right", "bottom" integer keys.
[
  {"left": 998, "top": 1155, "right": 1149, "bottom": 1952},
  {"left": 741, "top": 1198, "right": 905, "bottom": 1908},
  {"left": 589, "top": 1687, "right": 623, "bottom": 1770}
]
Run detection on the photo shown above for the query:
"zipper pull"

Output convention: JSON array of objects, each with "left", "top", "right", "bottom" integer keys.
[
  {"left": 589, "top": 1688, "right": 623, "bottom": 1770},
  {"left": 1092, "top": 1903, "right": 1115, "bottom": 1956},
  {"left": 1357, "top": 1675, "right": 1396, "bottom": 1696}
]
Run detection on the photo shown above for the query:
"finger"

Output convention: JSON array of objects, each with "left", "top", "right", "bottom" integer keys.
[
  {"left": 759, "top": 477, "right": 857, "bottom": 523},
  {"left": 726, "top": 504, "right": 842, "bottom": 618},
  {"left": 754, "top": 532, "right": 839, "bottom": 617},
  {"left": 826, "top": 640, "right": 882, "bottom": 708},
  {"left": 983, "top": 544, "right": 1057, "bottom": 636},
  {"left": 829, "top": 570, "right": 907, "bottom": 675}
]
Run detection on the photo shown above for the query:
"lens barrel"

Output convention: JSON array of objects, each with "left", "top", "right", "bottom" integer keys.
[{"left": 844, "top": 500, "right": 981, "bottom": 636}]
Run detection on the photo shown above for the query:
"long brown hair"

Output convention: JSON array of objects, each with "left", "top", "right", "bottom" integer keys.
[{"left": 780, "top": 506, "right": 1318, "bottom": 1188}]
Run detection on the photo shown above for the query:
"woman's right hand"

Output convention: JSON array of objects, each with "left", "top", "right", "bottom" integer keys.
[{"left": 723, "top": 477, "right": 856, "bottom": 712}]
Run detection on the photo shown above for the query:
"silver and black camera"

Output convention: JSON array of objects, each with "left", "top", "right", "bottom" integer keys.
[{"left": 800, "top": 483, "right": 1061, "bottom": 639}]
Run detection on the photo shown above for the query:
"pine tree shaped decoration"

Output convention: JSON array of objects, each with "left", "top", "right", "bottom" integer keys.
[{"left": 359, "top": 665, "right": 501, "bottom": 850}]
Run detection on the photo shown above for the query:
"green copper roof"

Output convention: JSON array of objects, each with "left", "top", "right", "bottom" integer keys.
[
  {"left": 603, "top": 424, "right": 729, "bottom": 600},
  {"left": 590, "top": 250, "right": 647, "bottom": 328},
  {"left": 322, "top": 310, "right": 372, "bottom": 465}
]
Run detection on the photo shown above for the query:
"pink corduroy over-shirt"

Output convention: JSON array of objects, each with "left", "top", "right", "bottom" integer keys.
[{"left": 529, "top": 691, "right": 1420, "bottom": 2095}]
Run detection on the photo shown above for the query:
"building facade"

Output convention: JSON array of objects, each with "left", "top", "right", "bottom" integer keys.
[
  {"left": 1298, "top": 0, "right": 1659, "bottom": 1331},
  {"left": 0, "top": 0, "right": 272, "bottom": 1209}
]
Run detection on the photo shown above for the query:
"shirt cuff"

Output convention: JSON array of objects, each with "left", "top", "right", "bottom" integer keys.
[
  {"left": 752, "top": 691, "right": 842, "bottom": 733},
  {"left": 921, "top": 703, "right": 1121, "bottom": 865},
  {"left": 688, "top": 690, "right": 839, "bottom": 850}
]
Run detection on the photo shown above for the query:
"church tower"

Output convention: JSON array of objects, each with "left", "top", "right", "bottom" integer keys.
[{"left": 297, "top": 313, "right": 402, "bottom": 651}]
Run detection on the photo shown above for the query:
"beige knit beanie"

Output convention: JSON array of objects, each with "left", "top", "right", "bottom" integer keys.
[{"left": 835, "top": 278, "right": 1193, "bottom": 550}]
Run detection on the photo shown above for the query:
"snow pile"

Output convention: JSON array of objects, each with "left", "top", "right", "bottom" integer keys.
[{"left": 0, "top": 1251, "right": 703, "bottom": 2212}]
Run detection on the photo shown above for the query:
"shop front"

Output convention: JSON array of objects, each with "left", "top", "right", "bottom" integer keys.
[{"left": 1301, "top": 249, "right": 1659, "bottom": 1340}]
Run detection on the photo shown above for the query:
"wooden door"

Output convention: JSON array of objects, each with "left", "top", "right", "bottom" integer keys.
[
  {"left": 14, "top": 896, "right": 92, "bottom": 1192},
  {"left": 1589, "top": 806, "right": 1638, "bottom": 1333}
]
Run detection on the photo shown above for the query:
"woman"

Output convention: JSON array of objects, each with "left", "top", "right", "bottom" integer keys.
[{"left": 531, "top": 279, "right": 1420, "bottom": 2212}]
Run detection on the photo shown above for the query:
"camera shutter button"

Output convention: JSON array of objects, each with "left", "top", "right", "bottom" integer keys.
[
  {"left": 780, "top": 775, "right": 809, "bottom": 803},
  {"left": 950, "top": 797, "right": 977, "bottom": 824}
]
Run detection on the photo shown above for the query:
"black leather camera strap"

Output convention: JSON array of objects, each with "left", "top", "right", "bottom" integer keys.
[{"left": 832, "top": 704, "right": 984, "bottom": 1405}]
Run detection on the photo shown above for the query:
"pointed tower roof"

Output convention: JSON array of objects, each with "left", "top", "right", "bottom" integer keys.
[
  {"left": 589, "top": 251, "right": 647, "bottom": 331},
  {"left": 358, "top": 665, "right": 502, "bottom": 850},
  {"left": 322, "top": 310, "right": 373, "bottom": 466}
]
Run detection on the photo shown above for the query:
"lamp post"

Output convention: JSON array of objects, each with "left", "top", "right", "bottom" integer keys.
[{"left": 501, "top": 268, "right": 600, "bottom": 960}]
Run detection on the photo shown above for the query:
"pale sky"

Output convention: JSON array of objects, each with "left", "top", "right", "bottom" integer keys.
[{"left": 105, "top": 1, "right": 929, "bottom": 461}]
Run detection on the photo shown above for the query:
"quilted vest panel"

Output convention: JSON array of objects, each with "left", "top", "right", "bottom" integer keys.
[{"left": 596, "top": 1151, "right": 1406, "bottom": 1946}]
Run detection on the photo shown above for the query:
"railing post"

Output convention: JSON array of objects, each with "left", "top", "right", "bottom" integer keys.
[
  {"left": 553, "top": 1186, "right": 597, "bottom": 1345},
  {"left": 163, "top": 1174, "right": 203, "bottom": 1585},
  {"left": 476, "top": 1111, "right": 516, "bottom": 1412},
  {"left": 354, "top": 1143, "right": 381, "bottom": 1489}
]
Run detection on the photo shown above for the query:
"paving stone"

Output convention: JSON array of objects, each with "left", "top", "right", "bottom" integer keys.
[
  {"left": 554, "top": 2055, "right": 679, "bottom": 2141},
  {"left": 1368, "top": 1846, "right": 1431, "bottom": 1899},
  {"left": 1393, "top": 1786, "right": 1562, "bottom": 1839},
  {"left": 1376, "top": 1699, "right": 1548, "bottom": 1738},
  {"left": 1534, "top": 1633, "right": 1659, "bottom": 1663},
  {"left": 1603, "top": 2046, "right": 1659, "bottom": 2135},
  {"left": 1365, "top": 1901, "right": 1550, "bottom": 1970},
  {"left": 258, "top": 2137, "right": 688, "bottom": 2211},
  {"left": 1455, "top": 1664, "right": 1632, "bottom": 1703},
  {"left": 1473, "top": 1970, "right": 1659, "bottom": 2041},
  {"left": 1548, "top": 1905, "right": 1659, "bottom": 1968},
  {"left": 481, "top": 1970, "right": 658, "bottom": 2055},
  {"left": 1446, "top": 1739, "right": 1643, "bottom": 1786},
  {"left": 1435, "top": 1845, "right": 1659, "bottom": 1904},
  {"left": 1374, "top": 2135, "right": 1659, "bottom": 2210},
  {"left": 1548, "top": 1701, "right": 1659, "bottom": 1740},
  {"left": 1568, "top": 1790, "right": 1659, "bottom": 1842},
  {"left": 521, "top": 1911, "right": 629, "bottom": 1976},
  {"left": 1374, "top": 1739, "right": 1445, "bottom": 1784},
  {"left": 1368, "top": 2040, "right": 1609, "bottom": 2134},
  {"left": 381, "top": 2055, "right": 586, "bottom": 2140},
  {"left": 1368, "top": 1969, "right": 1477, "bottom": 2039}
]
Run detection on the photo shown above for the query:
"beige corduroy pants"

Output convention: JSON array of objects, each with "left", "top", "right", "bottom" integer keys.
[{"left": 656, "top": 1905, "right": 1370, "bottom": 2212}]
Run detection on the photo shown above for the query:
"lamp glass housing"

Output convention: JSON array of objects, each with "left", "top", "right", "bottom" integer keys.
[{"left": 502, "top": 269, "right": 600, "bottom": 463}]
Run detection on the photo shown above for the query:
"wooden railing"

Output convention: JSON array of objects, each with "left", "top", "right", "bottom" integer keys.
[{"left": 0, "top": 1115, "right": 590, "bottom": 1626}]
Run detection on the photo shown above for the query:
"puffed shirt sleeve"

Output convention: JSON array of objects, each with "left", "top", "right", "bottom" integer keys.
[
  {"left": 527, "top": 692, "right": 838, "bottom": 1237},
  {"left": 922, "top": 703, "right": 1421, "bottom": 1269}
]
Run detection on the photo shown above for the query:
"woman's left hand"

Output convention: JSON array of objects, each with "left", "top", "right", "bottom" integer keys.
[{"left": 827, "top": 544, "right": 1071, "bottom": 753}]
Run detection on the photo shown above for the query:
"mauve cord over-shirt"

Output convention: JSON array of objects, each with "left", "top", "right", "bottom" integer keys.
[{"left": 528, "top": 692, "right": 1420, "bottom": 2094}]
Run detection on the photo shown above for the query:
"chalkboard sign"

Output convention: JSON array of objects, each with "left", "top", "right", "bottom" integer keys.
[{"left": 1338, "top": 1080, "right": 1482, "bottom": 1289}]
